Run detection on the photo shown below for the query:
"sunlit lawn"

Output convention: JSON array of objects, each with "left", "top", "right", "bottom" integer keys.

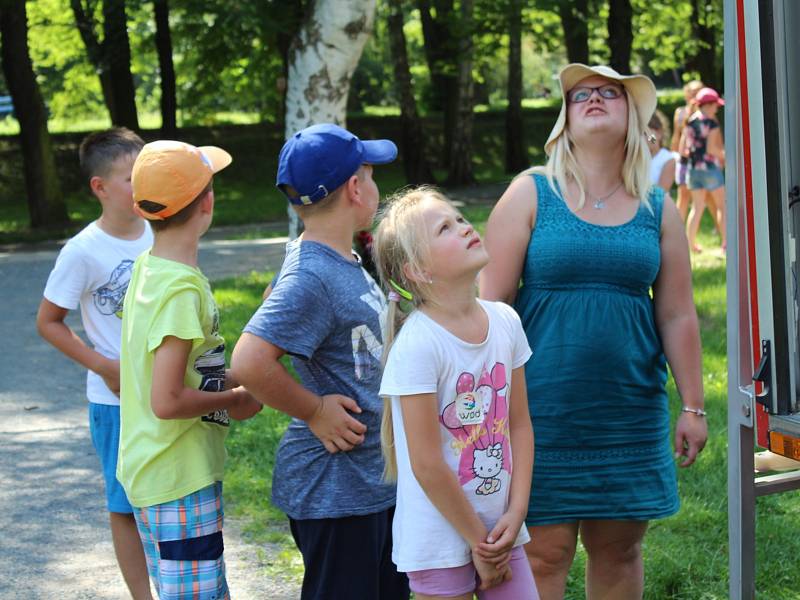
[
  {"left": 0, "top": 108, "right": 552, "bottom": 244},
  {"left": 209, "top": 212, "right": 800, "bottom": 598}
]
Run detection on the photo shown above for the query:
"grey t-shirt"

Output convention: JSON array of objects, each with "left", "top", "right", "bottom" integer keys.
[{"left": 243, "top": 240, "right": 396, "bottom": 519}]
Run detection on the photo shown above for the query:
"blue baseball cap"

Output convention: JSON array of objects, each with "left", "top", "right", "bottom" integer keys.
[{"left": 277, "top": 123, "right": 398, "bottom": 205}]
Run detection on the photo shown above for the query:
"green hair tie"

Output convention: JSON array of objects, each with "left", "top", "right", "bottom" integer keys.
[{"left": 388, "top": 279, "right": 413, "bottom": 301}]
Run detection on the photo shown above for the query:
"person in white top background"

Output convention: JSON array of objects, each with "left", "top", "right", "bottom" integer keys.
[
  {"left": 373, "top": 187, "right": 539, "bottom": 600},
  {"left": 647, "top": 110, "right": 676, "bottom": 199},
  {"left": 36, "top": 128, "right": 153, "bottom": 599}
]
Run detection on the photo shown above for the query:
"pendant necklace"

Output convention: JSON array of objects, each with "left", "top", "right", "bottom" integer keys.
[{"left": 592, "top": 181, "right": 624, "bottom": 210}]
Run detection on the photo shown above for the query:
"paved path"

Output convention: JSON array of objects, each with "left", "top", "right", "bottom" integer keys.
[{"left": 0, "top": 227, "right": 300, "bottom": 599}]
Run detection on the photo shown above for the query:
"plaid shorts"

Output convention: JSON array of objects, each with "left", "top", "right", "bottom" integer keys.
[{"left": 134, "top": 482, "right": 229, "bottom": 600}]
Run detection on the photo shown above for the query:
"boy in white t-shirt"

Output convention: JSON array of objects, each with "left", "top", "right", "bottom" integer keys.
[{"left": 36, "top": 128, "right": 153, "bottom": 599}]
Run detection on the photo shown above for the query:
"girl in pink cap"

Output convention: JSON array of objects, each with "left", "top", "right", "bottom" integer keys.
[
  {"left": 671, "top": 80, "right": 704, "bottom": 220},
  {"left": 682, "top": 87, "right": 726, "bottom": 252}
]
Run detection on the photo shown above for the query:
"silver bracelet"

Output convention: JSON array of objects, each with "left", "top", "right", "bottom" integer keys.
[{"left": 681, "top": 406, "right": 707, "bottom": 417}]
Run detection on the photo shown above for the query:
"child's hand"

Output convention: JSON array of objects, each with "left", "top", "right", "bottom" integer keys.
[
  {"left": 227, "top": 387, "right": 262, "bottom": 421},
  {"left": 96, "top": 357, "right": 120, "bottom": 396},
  {"left": 474, "top": 511, "right": 523, "bottom": 565},
  {"left": 472, "top": 547, "right": 512, "bottom": 590},
  {"left": 308, "top": 394, "right": 367, "bottom": 453}
]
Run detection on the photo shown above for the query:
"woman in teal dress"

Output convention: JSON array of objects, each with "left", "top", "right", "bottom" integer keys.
[{"left": 480, "top": 64, "right": 707, "bottom": 599}]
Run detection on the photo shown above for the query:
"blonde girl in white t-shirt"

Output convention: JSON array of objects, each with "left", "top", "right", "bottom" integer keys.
[
  {"left": 647, "top": 110, "right": 676, "bottom": 199},
  {"left": 373, "top": 187, "right": 540, "bottom": 600}
]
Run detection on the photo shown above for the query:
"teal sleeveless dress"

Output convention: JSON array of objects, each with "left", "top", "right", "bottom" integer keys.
[{"left": 516, "top": 174, "right": 679, "bottom": 525}]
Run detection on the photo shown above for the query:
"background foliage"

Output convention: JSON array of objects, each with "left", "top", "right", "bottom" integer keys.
[
  {"left": 0, "top": 0, "right": 721, "bottom": 238},
  {"left": 5, "top": 0, "right": 721, "bottom": 125}
]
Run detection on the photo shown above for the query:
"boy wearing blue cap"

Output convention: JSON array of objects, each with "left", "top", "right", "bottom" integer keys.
[{"left": 232, "top": 124, "right": 409, "bottom": 600}]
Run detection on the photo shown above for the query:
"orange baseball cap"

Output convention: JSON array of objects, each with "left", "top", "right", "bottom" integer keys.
[{"left": 132, "top": 140, "right": 232, "bottom": 220}]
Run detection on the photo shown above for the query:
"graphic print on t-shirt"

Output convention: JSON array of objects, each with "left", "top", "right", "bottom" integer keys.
[
  {"left": 440, "top": 362, "right": 511, "bottom": 496},
  {"left": 197, "top": 306, "right": 229, "bottom": 426},
  {"left": 351, "top": 269, "right": 387, "bottom": 380},
  {"left": 92, "top": 259, "right": 135, "bottom": 317}
]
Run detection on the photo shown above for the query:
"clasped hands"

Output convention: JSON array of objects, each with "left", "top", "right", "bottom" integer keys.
[{"left": 472, "top": 511, "right": 523, "bottom": 589}]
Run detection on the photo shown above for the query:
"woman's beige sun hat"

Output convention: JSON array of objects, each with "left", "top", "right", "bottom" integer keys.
[{"left": 544, "top": 63, "right": 657, "bottom": 156}]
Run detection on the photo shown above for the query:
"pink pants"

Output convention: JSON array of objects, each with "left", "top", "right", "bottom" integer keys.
[{"left": 407, "top": 546, "right": 539, "bottom": 599}]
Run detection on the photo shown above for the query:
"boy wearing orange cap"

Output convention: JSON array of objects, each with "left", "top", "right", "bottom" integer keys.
[{"left": 118, "top": 140, "right": 262, "bottom": 599}]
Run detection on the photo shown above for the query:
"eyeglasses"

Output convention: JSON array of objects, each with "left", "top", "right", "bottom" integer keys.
[{"left": 567, "top": 84, "right": 625, "bottom": 104}]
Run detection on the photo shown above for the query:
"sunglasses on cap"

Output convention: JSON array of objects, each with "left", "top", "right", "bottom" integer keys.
[{"left": 567, "top": 83, "right": 625, "bottom": 104}]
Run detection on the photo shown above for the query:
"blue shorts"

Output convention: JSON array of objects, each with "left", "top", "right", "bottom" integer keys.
[
  {"left": 88, "top": 402, "right": 133, "bottom": 514},
  {"left": 687, "top": 165, "right": 724, "bottom": 191}
]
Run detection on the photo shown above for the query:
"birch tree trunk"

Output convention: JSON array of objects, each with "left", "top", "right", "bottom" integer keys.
[{"left": 284, "top": 0, "right": 376, "bottom": 239}]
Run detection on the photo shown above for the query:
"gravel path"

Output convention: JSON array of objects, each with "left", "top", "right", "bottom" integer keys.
[
  {"left": 0, "top": 186, "right": 504, "bottom": 598},
  {"left": 0, "top": 227, "right": 301, "bottom": 599}
]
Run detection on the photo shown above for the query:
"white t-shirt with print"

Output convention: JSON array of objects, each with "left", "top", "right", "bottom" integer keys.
[
  {"left": 649, "top": 147, "right": 675, "bottom": 186},
  {"left": 379, "top": 299, "right": 532, "bottom": 572},
  {"left": 43, "top": 221, "right": 153, "bottom": 406}
]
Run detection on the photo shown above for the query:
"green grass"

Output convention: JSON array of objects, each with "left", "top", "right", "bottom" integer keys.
[
  {"left": 560, "top": 219, "right": 800, "bottom": 599},
  {"left": 212, "top": 270, "right": 304, "bottom": 583},
  {"left": 0, "top": 110, "right": 271, "bottom": 137},
  {"left": 210, "top": 213, "right": 800, "bottom": 598},
  {"left": 0, "top": 106, "right": 561, "bottom": 244},
  {"left": 638, "top": 221, "right": 729, "bottom": 599},
  {"left": 0, "top": 92, "right": 683, "bottom": 244}
]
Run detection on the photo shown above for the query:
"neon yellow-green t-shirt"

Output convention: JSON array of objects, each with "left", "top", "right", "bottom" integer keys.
[{"left": 118, "top": 252, "right": 229, "bottom": 507}]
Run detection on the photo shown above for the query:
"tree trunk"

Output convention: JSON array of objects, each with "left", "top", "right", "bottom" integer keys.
[
  {"left": 284, "top": 0, "right": 376, "bottom": 239},
  {"left": 70, "top": 0, "right": 139, "bottom": 130},
  {"left": 386, "top": 0, "right": 435, "bottom": 184},
  {"left": 153, "top": 0, "right": 176, "bottom": 136},
  {"left": 102, "top": 1, "right": 138, "bottom": 130},
  {"left": 686, "top": 0, "right": 719, "bottom": 89},
  {"left": 276, "top": 1, "right": 307, "bottom": 135},
  {"left": 446, "top": 0, "right": 475, "bottom": 186},
  {"left": 607, "top": 0, "right": 632, "bottom": 73},
  {"left": 558, "top": 0, "right": 589, "bottom": 64},
  {"left": 70, "top": 0, "right": 112, "bottom": 112},
  {"left": 417, "top": 0, "right": 458, "bottom": 160},
  {"left": 0, "top": 0, "right": 68, "bottom": 228},
  {"left": 505, "top": 0, "right": 526, "bottom": 174}
]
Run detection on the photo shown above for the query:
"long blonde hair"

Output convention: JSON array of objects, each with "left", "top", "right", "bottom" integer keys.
[
  {"left": 683, "top": 79, "right": 704, "bottom": 106},
  {"left": 372, "top": 186, "right": 451, "bottom": 481},
  {"left": 518, "top": 87, "right": 652, "bottom": 210}
]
